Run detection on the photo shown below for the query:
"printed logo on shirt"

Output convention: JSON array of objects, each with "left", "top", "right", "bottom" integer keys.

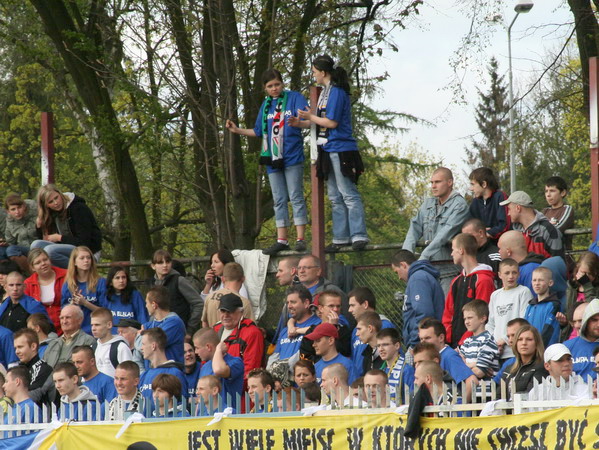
[
  {"left": 113, "top": 311, "right": 135, "bottom": 319},
  {"left": 139, "top": 383, "right": 152, "bottom": 393},
  {"left": 279, "top": 336, "right": 302, "bottom": 345},
  {"left": 414, "top": 295, "right": 420, "bottom": 302},
  {"left": 267, "top": 111, "right": 293, "bottom": 119},
  {"left": 573, "top": 356, "right": 591, "bottom": 364},
  {"left": 496, "top": 304, "right": 514, "bottom": 317}
]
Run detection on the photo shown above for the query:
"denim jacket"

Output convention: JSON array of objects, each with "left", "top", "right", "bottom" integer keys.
[{"left": 402, "top": 190, "right": 470, "bottom": 261}]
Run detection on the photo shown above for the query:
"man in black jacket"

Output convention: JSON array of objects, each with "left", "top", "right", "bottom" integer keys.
[{"left": 14, "top": 328, "right": 55, "bottom": 406}]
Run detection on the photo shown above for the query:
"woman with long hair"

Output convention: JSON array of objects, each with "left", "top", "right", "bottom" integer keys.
[
  {"left": 201, "top": 249, "right": 249, "bottom": 301},
  {"left": 60, "top": 246, "right": 106, "bottom": 334},
  {"left": 500, "top": 325, "right": 548, "bottom": 396},
  {"left": 31, "top": 184, "right": 102, "bottom": 269},
  {"left": 227, "top": 69, "right": 309, "bottom": 255},
  {"left": 297, "top": 55, "right": 368, "bottom": 252},
  {"left": 24, "top": 248, "right": 66, "bottom": 334},
  {"left": 106, "top": 265, "right": 148, "bottom": 332}
]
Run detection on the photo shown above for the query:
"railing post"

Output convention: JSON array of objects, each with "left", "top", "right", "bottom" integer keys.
[
  {"left": 589, "top": 58, "right": 599, "bottom": 240},
  {"left": 309, "top": 86, "right": 326, "bottom": 276}
]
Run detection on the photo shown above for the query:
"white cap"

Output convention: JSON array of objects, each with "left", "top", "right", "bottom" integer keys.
[{"left": 544, "top": 343, "right": 571, "bottom": 363}]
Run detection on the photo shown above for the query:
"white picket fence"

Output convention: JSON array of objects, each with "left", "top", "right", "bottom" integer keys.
[{"left": 2, "top": 377, "right": 599, "bottom": 439}]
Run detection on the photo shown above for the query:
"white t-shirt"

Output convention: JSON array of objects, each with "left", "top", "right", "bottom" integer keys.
[{"left": 40, "top": 282, "right": 56, "bottom": 305}]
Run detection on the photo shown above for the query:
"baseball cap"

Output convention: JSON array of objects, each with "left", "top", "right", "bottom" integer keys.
[
  {"left": 115, "top": 318, "right": 142, "bottom": 330},
  {"left": 305, "top": 323, "right": 338, "bottom": 340},
  {"left": 219, "top": 293, "right": 243, "bottom": 312},
  {"left": 499, "top": 191, "right": 534, "bottom": 208},
  {"left": 543, "top": 343, "right": 571, "bottom": 363}
]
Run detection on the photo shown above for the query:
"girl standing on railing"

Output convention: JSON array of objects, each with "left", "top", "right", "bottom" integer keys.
[
  {"left": 297, "top": 54, "right": 369, "bottom": 252},
  {"left": 227, "top": 69, "right": 309, "bottom": 255}
]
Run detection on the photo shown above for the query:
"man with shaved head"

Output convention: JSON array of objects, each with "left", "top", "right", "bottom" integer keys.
[
  {"left": 498, "top": 230, "right": 545, "bottom": 293},
  {"left": 402, "top": 167, "right": 470, "bottom": 293},
  {"left": 43, "top": 304, "right": 96, "bottom": 368},
  {"left": 500, "top": 191, "right": 564, "bottom": 259}
]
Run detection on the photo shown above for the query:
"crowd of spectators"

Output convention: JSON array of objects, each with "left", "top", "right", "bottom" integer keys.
[{"left": 1, "top": 165, "right": 598, "bottom": 430}]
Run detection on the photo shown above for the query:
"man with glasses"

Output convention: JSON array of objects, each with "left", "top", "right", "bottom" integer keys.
[
  {"left": 376, "top": 328, "right": 413, "bottom": 404},
  {"left": 297, "top": 255, "right": 351, "bottom": 325}
]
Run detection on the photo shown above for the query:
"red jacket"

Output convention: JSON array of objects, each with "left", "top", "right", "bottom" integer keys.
[
  {"left": 442, "top": 264, "right": 495, "bottom": 347},
  {"left": 214, "top": 318, "right": 264, "bottom": 379},
  {"left": 24, "top": 267, "right": 67, "bottom": 334}
]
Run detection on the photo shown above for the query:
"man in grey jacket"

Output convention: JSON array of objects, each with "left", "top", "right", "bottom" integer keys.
[
  {"left": 43, "top": 304, "right": 96, "bottom": 368},
  {"left": 402, "top": 167, "right": 470, "bottom": 293}
]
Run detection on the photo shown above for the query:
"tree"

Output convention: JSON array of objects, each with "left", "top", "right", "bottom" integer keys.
[{"left": 465, "top": 57, "right": 510, "bottom": 187}]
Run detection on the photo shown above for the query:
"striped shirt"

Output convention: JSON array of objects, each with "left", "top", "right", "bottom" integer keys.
[{"left": 459, "top": 330, "right": 499, "bottom": 378}]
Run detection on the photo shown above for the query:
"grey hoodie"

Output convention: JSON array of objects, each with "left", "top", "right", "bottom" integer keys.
[
  {"left": 580, "top": 298, "right": 599, "bottom": 341},
  {"left": 60, "top": 385, "right": 98, "bottom": 404}
]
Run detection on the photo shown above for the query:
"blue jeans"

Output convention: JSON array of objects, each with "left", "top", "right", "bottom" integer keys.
[
  {"left": 6, "top": 245, "right": 30, "bottom": 257},
  {"left": 30, "top": 240, "right": 75, "bottom": 269},
  {"left": 267, "top": 163, "right": 308, "bottom": 228},
  {"left": 327, "top": 152, "right": 368, "bottom": 244}
]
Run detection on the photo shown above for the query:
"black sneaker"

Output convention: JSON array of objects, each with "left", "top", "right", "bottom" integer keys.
[
  {"left": 325, "top": 242, "right": 349, "bottom": 253},
  {"left": 352, "top": 240, "right": 368, "bottom": 251},
  {"left": 262, "top": 242, "right": 290, "bottom": 255},
  {"left": 294, "top": 240, "right": 307, "bottom": 252}
]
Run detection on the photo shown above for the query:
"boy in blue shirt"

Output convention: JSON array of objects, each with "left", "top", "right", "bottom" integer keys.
[
  {"left": 524, "top": 267, "right": 561, "bottom": 347},
  {"left": 71, "top": 345, "right": 117, "bottom": 404},
  {"left": 3, "top": 366, "right": 40, "bottom": 433},
  {"left": 306, "top": 323, "right": 354, "bottom": 384},
  {"left": 459, "top": 300, "right": 499, "bottom": 380},
  {"left": 138, "top": 328, "right": 187, "bottom": 400},
  {"left": 143, "top": 286, "right": 186, "bottom": 364}
]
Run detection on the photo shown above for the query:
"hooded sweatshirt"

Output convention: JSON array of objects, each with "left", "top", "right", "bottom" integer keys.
[
  {"left": 442, "top": 264, "right": 495, "bottom": 347},
  {"left": 143, "top": 312, "right": 186, "bottom": 364},
  {"left": 403, "top": 260, "right": 445, "bottom": 348},
  {"left": 95, "top": 335, "right": 133, "bottom": 377},
  {"left": 541, "top": 256, "right": 567, "bottom": 310},
  {"left": 564, "top": 298, "right": 599, "bottom": 379},
  {"left": 518, "top": 253, "right": 545, "bottom": 293},
  {"left": 46, "top": 193, "right": 102, "bottom": 254},
  {"left": 5, "top": 199, "right": 37, "bottom": 246},
  {"left": 60, "top": 385, "right": 99, "bottom": 421},
  {"left": 525, "top": 292, "right": 561, "bottom": 347}
]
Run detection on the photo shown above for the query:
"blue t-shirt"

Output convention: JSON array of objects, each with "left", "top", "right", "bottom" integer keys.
[
  {"left": 276, "top": 314, "right": 321, "bottom": 359},
  {"left": 315, "top": 353, "right": 355, "bottom": 384},
  {"left": 200, "top": 354, "right": 244, "bottom": 408},
  {"left": 138, "top": 364, "right": 189, "bottom": 400},
  {"left": 184, "top": 362, "right": 202, "bottom": 398},
  {"left": 318, "top": 86, "right": 358, "bottom": 153},
  {"left": 494, "top": 357, "right": 515, "bottom": 384},
  {"left": 440, "top": 346, "right": 474, "bottom": 384},
  {"left": 253, "top": 90, "right": 308, "bottom": 174},
  {"left": 3, "top": 398, "right": 39, "bottom": 426},
  {"left": 61, "top": 278, "right": 107, "bottom": 334},
  {"left": 564, "top": 336, "right": 599, "bottom": 380},
  {"left": 106, "top": 290, "right": 149, "bottom": 333},
  {"left": 144, "top": 314, "right": 186, "bottom": 364},
  {"left": 83, "top": 372, "right": 117, "bottom": 404},
  {"left": 350, "top": 318, "right": 394, "bottom": 379},
  {"left": 0, "top": 325, "right": 17, "bottom": 367}
]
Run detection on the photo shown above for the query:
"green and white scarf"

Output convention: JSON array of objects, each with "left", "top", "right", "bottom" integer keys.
[{"left": 259, "top": 91, "right": 287, "bottom": 169}]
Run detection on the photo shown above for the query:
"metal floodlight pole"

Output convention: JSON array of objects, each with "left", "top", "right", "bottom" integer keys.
[{"left": 507, "top": 1, "right": 533, "bottom": 194}]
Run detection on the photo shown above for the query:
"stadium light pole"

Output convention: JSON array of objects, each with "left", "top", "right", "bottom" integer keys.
[{"left": 508, "top": 0, "right": 534, "bottom": 193}]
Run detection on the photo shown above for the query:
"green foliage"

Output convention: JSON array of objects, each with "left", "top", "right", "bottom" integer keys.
[{"left": 465, "top": 57, "right": 510, "bottom": 187}]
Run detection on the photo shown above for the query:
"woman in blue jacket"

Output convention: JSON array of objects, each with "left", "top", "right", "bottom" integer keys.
[
  {"left": 297, "top": 55, "right": 368, "bottom": 251},
  {"left": 226, "top": 69, "right": 309, "bottom": 255}
]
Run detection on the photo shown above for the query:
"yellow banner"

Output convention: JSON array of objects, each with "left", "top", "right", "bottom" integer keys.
[{"left": 42, "top": 406, "right": 599, "bottom": 449}]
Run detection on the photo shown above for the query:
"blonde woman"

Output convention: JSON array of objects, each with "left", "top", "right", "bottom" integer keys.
[
  {"left": 60, "top": 246, "right": 106, "bottom": 334},
  {"left": 30, "top": 185, "right": 101, "bottom": 268}
]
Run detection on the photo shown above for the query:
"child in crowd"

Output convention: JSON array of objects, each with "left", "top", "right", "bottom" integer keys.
[
  {"left": 524, "top": 267, "right": 561, "bottom": 347},
  {"left": 247, "top": 368, "right": 275, "bottom": 413},
  {"left": 106, "top": 265, "right": 148, "bottom": 333},
  {"left": 90, "top": 308, "right": 133, "bottom": 378},
  {"left": 61, "top": 246, "right": 107, "bottom": 334},
  {"left": 459, "top": 300, "right": 499, "bottom": 380},
  {"left": 468, "top": 167, "right": 510, "bottom": 242},
  {"left": 486, "top": 259, "right": 533, "bottom": 361},
  {"left": 542, "top": 176, "right": 574, "bottom": 249},
  {"left": 4, "top": 193, "right": 37, "bottom": 274},
  {"left": 565, "top": 252, "right": 599, "bottom": 313}
]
